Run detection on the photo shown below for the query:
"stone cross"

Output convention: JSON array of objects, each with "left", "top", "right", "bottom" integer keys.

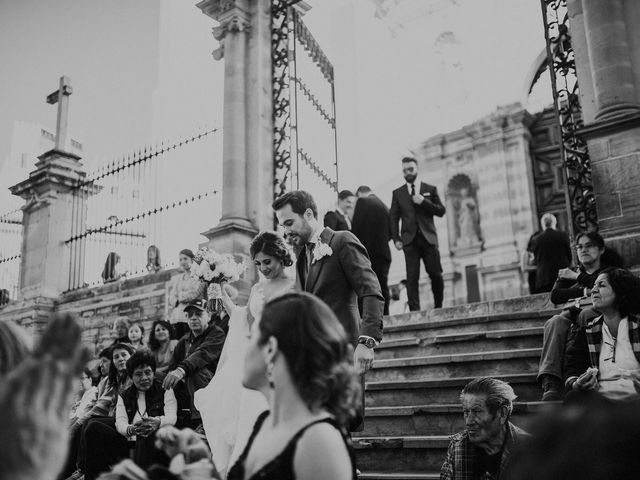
[{"left": 46, "top": 76, "right": 73, "bottom": 151}]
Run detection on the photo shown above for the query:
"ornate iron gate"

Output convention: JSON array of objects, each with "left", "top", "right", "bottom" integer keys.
[
  {"left": 540, "top": 0, "right": 598, "bottom": 236},
  {"left": 271, "top": 0, "right": 339, "bottom": 204}
]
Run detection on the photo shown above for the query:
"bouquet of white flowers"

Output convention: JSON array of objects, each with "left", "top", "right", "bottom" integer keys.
[{"left": 191, "top": 247, "right": 245, "bottom": 314}]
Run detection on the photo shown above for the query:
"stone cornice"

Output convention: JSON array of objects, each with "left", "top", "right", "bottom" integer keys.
[{"left": 577, "top": 111, "right": 640, "bottom": 139}]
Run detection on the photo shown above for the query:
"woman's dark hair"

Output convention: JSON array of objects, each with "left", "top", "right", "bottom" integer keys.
[
  {"left": 102, "top": 252, "right": 120, "bottom": 283},
  {"left": 258, "top": 292, "right": 360, "bottom": 427},
  {"left": 81, "top": 367, "right": 99, "bottom": 387},
  {"left": 575, "top": 231, "right": 605, "bottom": 250},
  {"left": 148, "top": 320, "right": 174, "bottom": 351},
  {"left": 250, "top": 231, "right": 293, "bottom": 267},
  {"left": 146, "top": 245, "right": 162, "bottom": 272},
  {"left": 599, "top": 267, "right": 640, "bottom": 317},
  {"left": 272, "top": 190, "right": 318, "bottom": 219},
  {"left": 126, "top": 349, "right": 156, "bottom": 378},
  {"left": 601, "top": 247, "right": 625, "bottom": 268},
  {"left": 179, "top": 249, "right": 195, "bottom": 259},
  {"left": 108, "top": 343, "right": 135, "bottom": 385}
]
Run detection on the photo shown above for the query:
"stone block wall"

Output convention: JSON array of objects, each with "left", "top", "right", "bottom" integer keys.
[{"left": 55, "top": 269, "right": 176, "bottom": 356}]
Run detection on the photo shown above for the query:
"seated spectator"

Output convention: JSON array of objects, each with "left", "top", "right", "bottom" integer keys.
[
  {"left": 163, "top": 299, "right": 225, "bottom": 428},
  {"left": 0, "top": 320, "right": 33, "bottom": 375},
  {"left": 226, "top": 292, "right": 358, "bottom": 480},
  {"left": 127, "top": 324, "right": 145, "bottom": 351},
  {"left": 148, "top": 320, "right": 178, "bottom": 383},
  {"left": 564, "top": 268, "right": 640, "bottom": 401},
  {"left": 505, "top": 396, "right": 640, "bottom": 480},
  {"left": 70, "top": 369, "right": 99, "bottom": 423},
  {"left": 146, "top": 245, "right": 162, "bottom": 273},
  {"left": 440, "top": 377, "right": 529, "bottom": 480},
  {"left": 0, "top": 314, "right": 86, "bottom": 480},
  {"left": 60, "top": 343, "right": 134, "bottom": 480},
  {"left": 0, "top": 288, "right": 10, "bottom": 307},
  {"left": 97, "top": 347, "right": 112, "bottom": 380},
  {"left": 84, "top": 350, "right": 177, "bottom": 479},
  {"left": 112, "top": 317, "right": 131, "bottom": 345},
  {"left": 538, "top": 232, "right": 622, "bottom": 400}
]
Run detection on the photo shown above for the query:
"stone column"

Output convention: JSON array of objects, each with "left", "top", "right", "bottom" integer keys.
[
  {"left": 566, "top": 0, "right": 640, "bottom": 267},
  {"left": 1, "top": 149, "right": 88, "bottom": 334},
  {"left": 197, "top": 0, "right": 276, "bottom": 299},
  {"left": 581, "top": 0, "right": 640, "bottom": 119}
]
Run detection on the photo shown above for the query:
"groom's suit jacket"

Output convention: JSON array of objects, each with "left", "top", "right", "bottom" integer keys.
[{"left": 296, "top": 227, "right": 384, "bottom": 346}]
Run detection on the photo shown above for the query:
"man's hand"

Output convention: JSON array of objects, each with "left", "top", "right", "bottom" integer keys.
[
  {"left": 0, "top": 314, "right": 88, "bottom": 480},
  {"left": 354, "top": 344, "right": 374, "bottom": 375},
  {"left": 412, "top": 194, "right": 424, "bottom": 205},
  {"left": 394, "top": 240, "right": 403, "bottom": 251},
  {"left": 163, "top": 368, "right": 185, "bottom": 390},
  {"left": 558, "top": 268, "right": 579, "bottom": 281}
]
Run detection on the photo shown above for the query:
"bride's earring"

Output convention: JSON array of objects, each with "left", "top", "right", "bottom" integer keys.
[{"left": 266, "top": 360, "right": 275, "bottom": 389}]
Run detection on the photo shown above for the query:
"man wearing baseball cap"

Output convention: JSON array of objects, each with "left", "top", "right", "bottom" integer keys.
[{"left": 163, "top": 299, "right": 226, "bottom": 428}]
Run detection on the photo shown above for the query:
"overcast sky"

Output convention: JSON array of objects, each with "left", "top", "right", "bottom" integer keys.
[{"left": 0, "top": 0, "right": 547, "bottom": 203}]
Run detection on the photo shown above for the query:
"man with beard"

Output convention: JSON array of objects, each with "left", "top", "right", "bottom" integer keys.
[
  {"left": 440, "top": 377, "right": 529, "bottom": 480},
  {"left": 390, "top": 157, "right": 446, "bottom": 310},
  {"left": 273, "top": 190, "right": 384, "bottom": 429}
]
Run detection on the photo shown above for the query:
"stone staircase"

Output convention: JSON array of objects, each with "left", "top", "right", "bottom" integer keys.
[{"left": 354, "top": 295, "right": 559, "bottom": 480}]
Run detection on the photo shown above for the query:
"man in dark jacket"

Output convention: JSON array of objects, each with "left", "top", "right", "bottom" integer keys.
[
  {"left": 352, "top": 185, "right": 393, "bottom": 315},
  {"left": 390, "top": 157, "right": 446, "bottom": 310},
  {"left": 323, "top": 189, "right": 355, "bottom": 231},
  {"left": 531, "top": 213, "right": 572, "bottom": 293},
  {"left": 163, "top": 299, "right": 226, "bottom": 427}
]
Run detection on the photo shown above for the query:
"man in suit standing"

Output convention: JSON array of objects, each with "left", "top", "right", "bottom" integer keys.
[
  {"left": 352, "top": 185, "right": 392, "bottom": 315},
  {"left": 390, "top": 157, "right": 446, "bottom": 310},
  {"left": 323, "top": 189, "right": 355, "bottom": 231},
  {"left": 531, "top": 213, "right": 572, "bottom": 293},
  {"left": 273, "top": 190, "right": 384, "bottom": 428}
]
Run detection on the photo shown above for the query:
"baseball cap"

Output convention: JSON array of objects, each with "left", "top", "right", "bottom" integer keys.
[{"left": 184, "top": 299, "right": 207, "bottom": 312}]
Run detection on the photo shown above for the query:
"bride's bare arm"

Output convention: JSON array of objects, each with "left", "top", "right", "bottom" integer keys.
[{"left": 220, "top": 283, "right": 237, "bottom": 316}]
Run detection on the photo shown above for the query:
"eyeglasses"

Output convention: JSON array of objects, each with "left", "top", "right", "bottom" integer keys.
[{"left": 575, "top": 243, "right": 597, "bottom": 251}]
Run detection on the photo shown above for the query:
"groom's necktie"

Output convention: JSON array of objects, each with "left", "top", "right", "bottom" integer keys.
[
  {"left": 411, "top": 183, "right": 416, "bottom": 197},
  {"left": 303, "top": 242, "right": 314, "bottom": 283}
]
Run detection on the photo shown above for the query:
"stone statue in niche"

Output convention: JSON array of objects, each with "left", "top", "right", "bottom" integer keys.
[{"left": 456, "top": 187, "right": 480, "bottom": 247}]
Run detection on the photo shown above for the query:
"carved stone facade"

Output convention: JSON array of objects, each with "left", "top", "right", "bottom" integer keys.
[{"left": 416, "top": 103, "right": 540, "bottom": 305}]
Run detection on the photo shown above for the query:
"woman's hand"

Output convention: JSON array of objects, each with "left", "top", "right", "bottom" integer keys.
[
  {"left": 574, "top": 367, "right": 599, "bottom": 391},
  {"left": 558, "top": 268, "right": 579, "bottom": 281},
  {"left": 135, "top": 417, "right": 161, "bottom": 437}
]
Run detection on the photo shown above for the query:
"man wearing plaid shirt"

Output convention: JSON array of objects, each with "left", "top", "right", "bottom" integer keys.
[{"left": 440, "top": 378, "right": 529, "bottom": 480}]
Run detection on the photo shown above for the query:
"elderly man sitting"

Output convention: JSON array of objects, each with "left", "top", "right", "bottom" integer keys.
[
  {"left": 163, "top": 299, "right": 226, "bottom": 428},
  {"left": 440, "top": 377, "right": 529, "bottom": 480}
]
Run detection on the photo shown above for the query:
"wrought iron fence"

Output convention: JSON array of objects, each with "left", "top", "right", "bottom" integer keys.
[
  {"left": 271, "top": 1, "right": 339, "bottom": 214},
  {"left": 540, "top": 0, "right": 597, "bottom": 236},
  {"left": 0, "top": 208, "right": 22, "bottom": 304},
  {"left": 64, "top": 127, "right": 223, "bottom": 291}
]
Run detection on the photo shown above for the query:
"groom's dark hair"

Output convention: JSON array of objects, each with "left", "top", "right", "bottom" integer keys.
[{"left": 272, "top": 190, "right": 318, "bottom": 219}]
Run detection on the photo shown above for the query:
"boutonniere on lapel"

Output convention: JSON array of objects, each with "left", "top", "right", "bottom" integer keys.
[{"left": 312, "top": 240, "right": 333, "bottom": 264}]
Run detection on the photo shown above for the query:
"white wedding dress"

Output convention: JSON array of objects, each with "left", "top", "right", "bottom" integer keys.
[{"left": 194, "top": 278, "right": 295, "bottom": 479}]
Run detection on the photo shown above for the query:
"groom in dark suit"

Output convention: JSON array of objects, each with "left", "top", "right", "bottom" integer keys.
[
  {"left": 390, "top": 157, "right": 446, "bottom": 310},
  {"left": 273, "top": 191, "right": 384, "bottom": 416}
]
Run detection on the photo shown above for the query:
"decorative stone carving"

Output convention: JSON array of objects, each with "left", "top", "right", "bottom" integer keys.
[
  {"left": 447, "top": 173, "right": 482, "bottom": 251},
  {"left": 197, "top": 0, "right": 251, "bottom": 61}
]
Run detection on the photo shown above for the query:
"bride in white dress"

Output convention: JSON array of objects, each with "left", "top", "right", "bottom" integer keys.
[{"left": 194, "top": 232, "right": 296, "bottom": 478}]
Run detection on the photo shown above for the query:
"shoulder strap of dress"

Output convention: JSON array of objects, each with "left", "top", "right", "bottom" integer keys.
[
  {"left": 238, "top": 410, "right": 270, "bottom": 461},
  {"left": 286, "top": 417, "right": 357, "bottom": 479}
]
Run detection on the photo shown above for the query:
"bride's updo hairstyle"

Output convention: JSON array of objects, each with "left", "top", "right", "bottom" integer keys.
[
  {"left": 250, "top": 231, "right": 293, "bottom": 267},
  {"left": 259, "top": 292, "right": 360, "bottom": 427}
]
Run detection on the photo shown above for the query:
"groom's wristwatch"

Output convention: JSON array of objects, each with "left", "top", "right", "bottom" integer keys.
[{"left": 358, "top": 336, "right": 377, "bottom": 349}]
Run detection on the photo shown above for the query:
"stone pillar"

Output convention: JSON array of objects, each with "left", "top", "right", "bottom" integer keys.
[
  {"left": 567, "top": 0, "right": 640, "bottom": 267},
  {"left": 581, "top": 0, "right": 640, "bottom": 120},
  {"left": 3, "top": 148, "right": 88, "bottom": 334},
  {"left": 197, "top": 0, "right": 277, "bottom": 298}
]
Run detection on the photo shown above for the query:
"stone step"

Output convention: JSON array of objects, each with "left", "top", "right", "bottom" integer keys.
[
  {"left": 382, "top": 310, "right": 554, "bottom": 343},
  {"left": 365, "top": 373, "right": 540, "bottom": 407},
  {"left": 368, "top": 348, "right": 542, "bottom": 382},
  {"left": 359, "top": 474, "right": 439, "bottom": 480},
  {"left": 353, "top": 435, "right": 449, "bottom": 472},
  {"left": 375, "top": 326, "right": 543, "bottom": 359},
  {"left": 359, "top": 401, "right": 555, "bottom": 437}
]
